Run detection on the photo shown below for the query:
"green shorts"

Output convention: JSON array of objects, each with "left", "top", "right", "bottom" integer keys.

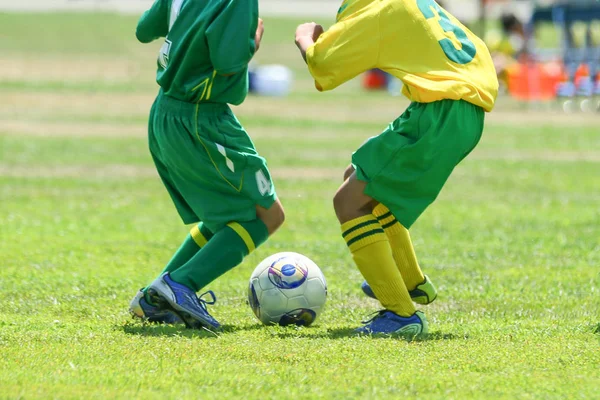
[
  {"left": 148, "top": 91, "right": 277, "bottom": 233},
  {"left": 352, "top": 99, "right": 484, "bottom": 229}
]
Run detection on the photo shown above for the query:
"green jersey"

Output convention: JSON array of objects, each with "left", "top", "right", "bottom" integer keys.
[{"left": 136, "top": 0, "right": 258, "bottom": 105}]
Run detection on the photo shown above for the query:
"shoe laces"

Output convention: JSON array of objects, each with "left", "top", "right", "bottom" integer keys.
[
  {"left": 361, "top": 309, "right": 387, "bottom": 324},
  {"left": 197, "top": 290, "right": 217, "bottom": 311}
]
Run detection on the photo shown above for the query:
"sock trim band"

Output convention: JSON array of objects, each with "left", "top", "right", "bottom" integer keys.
[
  {"left": 342, "top": 219, "right": 380, "bottom": 239},
  {"left": 376, "top": 211, "right": 393, "bottom": 221},
  {"left": 190, "top": 225, "right": 208, "bottom": 247},
  {"left": 346, "top": 228, "right": 385, "bottom": 248},
  {"left": 372, "top": 203, "right": 390, "bottom": 217},
  {"left": 381, "top": 220, "right": 400, "bottom": 230},
  {"left": 227, "top": 222, "right": 255, "bottom": 253}
]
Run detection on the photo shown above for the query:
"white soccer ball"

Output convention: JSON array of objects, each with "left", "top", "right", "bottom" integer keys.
[{"left": 248, "top": 252, "right": 327, "bottom": 326}]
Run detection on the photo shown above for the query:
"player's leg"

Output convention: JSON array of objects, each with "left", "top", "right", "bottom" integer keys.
[
  {"left": 353, "top": 99, "right": 485, "bottom": 320},
  {"left": 146, "top": 102, "right": 282, "bottom": 329},
  {"left": 130, "top": 99, "right": 196, "bottom": 324},
  {"left": 131, "top": 145, "right": 217, "bottom": 325},
  {"left": 151, "top": 183, "right": 282, "bottom": 330},
  {"left": 130, "top": 98, "right": 217, "bottom": 329},
  {"left": 344, "top": 164, "right": 438, "bottom": 305},
  {"left": 149, "top": 212, "right": 276, "bottom": 330},
  {"left": 165, "top": 108, "right": 282, "bottom": 291},
  {"left": 160, "top": 223, "right": 213, "bottom": 274},
  {"left": 371, "top": 203, "right": 436, "bottom": 303},
  {"left": 333, "top": 171, "right": 427, "bottom": 336},
  {"left": 333, "top": 172, "right": 414, "bottom": 319},
  {"left": 168, "top": 198, "right": 284, "bottom": 293},
  {"left": 157, "top": 184, "right": 284, "bottom": 282},
  {"left": 150, "top": 142, "right": 215, "bottom": 277}
]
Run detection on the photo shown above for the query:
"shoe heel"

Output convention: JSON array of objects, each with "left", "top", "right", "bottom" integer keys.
[{"left": 147, "top": 289, "right": 169, "bottom": 309}]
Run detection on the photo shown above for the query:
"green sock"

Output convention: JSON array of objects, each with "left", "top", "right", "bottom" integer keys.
[
  {"left": 159, "top": 223, "right": 213, "bottom": 276},
  {"left": 169, "top": 219, "right": 269, "bottom": 292},
  {"left": 143, "top": 222, "right": 213, "bottom": 305}
]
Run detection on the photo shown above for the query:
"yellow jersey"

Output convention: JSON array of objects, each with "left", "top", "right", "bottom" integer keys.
[{"left": 306, "top": 0, "right": 499, "bottom": 112}]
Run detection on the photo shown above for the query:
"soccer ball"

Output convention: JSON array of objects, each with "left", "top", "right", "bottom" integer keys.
[{"left": 248, "top": 252, "right": 327, "bottom": 326}]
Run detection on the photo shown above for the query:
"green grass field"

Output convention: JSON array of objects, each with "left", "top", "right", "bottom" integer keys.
[{"left": 1, "top": 12, "right": 599, "bottom": 399}]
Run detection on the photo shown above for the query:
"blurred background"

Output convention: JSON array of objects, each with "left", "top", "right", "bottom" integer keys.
[{"left": 2, "top": 0, "right": 598, "bottom": 111}]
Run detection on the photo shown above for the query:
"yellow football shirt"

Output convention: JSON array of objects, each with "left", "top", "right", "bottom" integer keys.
[{"left": 306, "top": 0, "right": 499, "bottom": 112}]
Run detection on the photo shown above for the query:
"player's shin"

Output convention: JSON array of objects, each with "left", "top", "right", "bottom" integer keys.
[
  {"left": 159, "top": 222, "right": 214, "bottom": 277},
  {"left": 169, "top": 219, "right": 269, "bottom": 292},
  {"left": 373, "top": 204, "right": 425, "bottom": 291},
  {"left": 342, "top": 215, "right": 416, "bottom": 317}
]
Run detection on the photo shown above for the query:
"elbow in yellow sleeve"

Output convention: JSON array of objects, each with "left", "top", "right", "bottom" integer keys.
[{"left": 306, "top": 44, "right": 329, "bottom": 92}]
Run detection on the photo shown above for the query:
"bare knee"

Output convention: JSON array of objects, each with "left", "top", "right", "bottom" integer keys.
[
  {"left": 333, "top": 190, "right": 348, "bottom": 222},
  {"left": 256, "top": 199, "right": 285, "bottom": 235},
  {"left": 343, "top": 164, "right": 355, "bottom": 181},
  {"left": 333, "top": 188, "right": 366, "bottom": 224},
  {"left": 334, "top": 174, "right": 377, "bottom": 224}
]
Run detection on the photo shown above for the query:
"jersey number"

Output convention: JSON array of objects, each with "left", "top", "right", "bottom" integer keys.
[
  {"left": 158, "top": 0, "right": 185, "bottom": 69},
  {"left": 416, "top": 0, "right": 476, "bottom": 64},
  {"left": 256, "top": 170, "right": 271, "bottom": 196}
]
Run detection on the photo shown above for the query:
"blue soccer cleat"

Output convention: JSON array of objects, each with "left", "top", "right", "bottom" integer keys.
[
  {"left": 146, "top": 273, "right": 221, "bottom": 330},
  {"left": 355, "top": 310, "right": 428, "bottom": 337},
  {"left": 129, "top": 289, "right": 183, "bottom": 325},
  {"left": 361, "top": 275, "right": 438, "bottom": 305}
]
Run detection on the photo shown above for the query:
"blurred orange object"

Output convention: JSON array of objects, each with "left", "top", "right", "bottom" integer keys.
[
  {"left": 362, "top": 69, "right": 388, "bottom": 90},
  {"left": 506, "top": 61, "right": 565, "bottom": 100},
  {"left": 574, "top": 64, "right": 590, "bottom": 86}
]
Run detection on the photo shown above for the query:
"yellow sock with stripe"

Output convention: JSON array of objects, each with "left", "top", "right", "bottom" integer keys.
[
  {"left": 158, "top": 222, "right": 213, "bottom": 277},
  {"left": 373, "top": 204, "right": 425, "bottom": 291},
  {"left": 169, "top": 219, "right": 269, "bottom": 292},
  {"left": 342, "top": 215, "right": 416, "bottom": 317}
]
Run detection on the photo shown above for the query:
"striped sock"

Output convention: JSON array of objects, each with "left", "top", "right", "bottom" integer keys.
[
  {"left": 169, "top": 219, "right": 269, "bottom": 292},
  {"left": 342, "top": 215, "right": 415, "bottom": 317},
  {"left": 373, "top": 204, "right": 425, "bottom": 291}
]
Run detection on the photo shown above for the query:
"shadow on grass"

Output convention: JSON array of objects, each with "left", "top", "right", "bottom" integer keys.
[
  {"left": 219, "top": 324, "right": 269, "bottom": 334},
  {"left": 120, "top": 321, "right": 467, "bottom": 341},
  {"left": 271, "top": 327, "right": 466, "bottom": 341},
  {"left": 120, "top": 321, "right": 219, "bottom": 339},
  {"left": 120, "top": 321, "right": 265, "bottom": 338},
  {"left": 415, "top": 331, "right": 468, "bottom": 342},
  {"left": 593, "top": 323, "right": 600, "bottom": 335}
]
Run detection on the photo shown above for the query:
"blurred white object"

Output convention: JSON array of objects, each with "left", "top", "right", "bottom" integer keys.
[
  {"left": 387, "top": 78, "right": 402, "bottom": 97},
  {"left": 251, "top": 65, "right": 293, "bottom": 97}
]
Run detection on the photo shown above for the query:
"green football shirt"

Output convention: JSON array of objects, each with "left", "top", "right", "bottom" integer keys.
[{"left": 136, "top": 0, "right": 258, "bottom": 105}]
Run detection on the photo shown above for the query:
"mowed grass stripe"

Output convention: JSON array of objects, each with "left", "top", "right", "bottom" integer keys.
[
  {"left": 3, "top": 135, "right": 600, "bottom": 168},
  {"left": 2, "top": 88, "right": 598, "bottom": 132},
  {"left": 0, "top": 120, "right": 372, "bottom": 141},
  {"left": 0, "top": 164, "right": 342, "bottom": 180}
]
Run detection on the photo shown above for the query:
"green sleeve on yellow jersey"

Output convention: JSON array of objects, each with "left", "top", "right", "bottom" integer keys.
[
  {"left": 136, "top": 0, "right": 169, "bottom": 43},
  {"left": 306, "top": 14, "right": 379, "bottom": 92},
  {"left": 205, "top": 0, "right": 258, "bottom": 75}
]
